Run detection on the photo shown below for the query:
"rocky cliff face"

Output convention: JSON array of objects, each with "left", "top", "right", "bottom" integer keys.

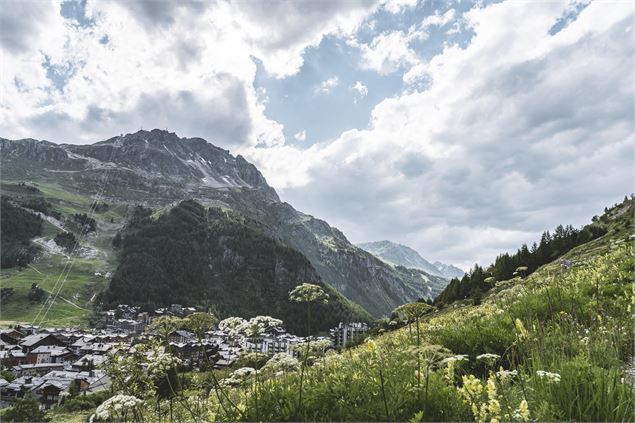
[{"left": 1, "top": 130, "right": 442, "bottom": 317}]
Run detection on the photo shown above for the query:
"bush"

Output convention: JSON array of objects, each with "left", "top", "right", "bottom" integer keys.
[
  {"left": 2, "top": 395, "right": 47, "bottom": 422},
  {"left": 54, "top": 231, "right": 77, "bottom": 253}
]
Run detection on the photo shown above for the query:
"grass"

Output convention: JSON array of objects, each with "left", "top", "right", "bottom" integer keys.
[
  {"left": 0, "top": 254, "right": 107, "bottom": 327},
  {"left": 80, "top": 236, "right": 633, "bottom": 422},
  {"left": 0, "top": 181, "right": 128, "bottom": 327}
]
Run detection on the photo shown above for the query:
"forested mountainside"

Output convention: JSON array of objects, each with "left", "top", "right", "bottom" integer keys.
[
  {"left": 1, "top": 130, "right": 445, "bottom": 318},
  {"left": 0, "top": 195, "right": 43, "bottom": 268},
  {"left": 104, "top": 200, "right": 370, "bottom": 334},
  {"left": 435, "top": 196, "right": 633, "bottom": 306}
]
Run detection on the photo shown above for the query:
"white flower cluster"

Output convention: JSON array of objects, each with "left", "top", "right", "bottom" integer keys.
[
  {"left": 476, "top": 353, "right": 501, "bottom": 363},
  {"left": 440, "top": 354, "right": 469, "bottom": 365},
  {"left": 147, "top": 351, "right": 182, "bottom": 378},
  {"left": 218, "top": 317, "right": 248, "bottom": 337},
  {"left": 496, "top": 369, "right": 518, "bottom": 380},
  {"left": 289, "top": 283, "right": 329, "bottom": 303},
  {"left": 91, "top": 394, "right": 143, "bottom": 422},
  {"left": 262, "top": 352, "right": 299, "bottom": 374},
  {"left": 536, "top": 370, "right": 561, "bottom": 383},
  {"left": 218, "top": 316, "right": 283, "bottom": 338},
  {"left": 241, "top": 316, "right": 283, "bottom": 337},
  {"left": 221, "top": 367, "right": 256, "bottom": 387}
]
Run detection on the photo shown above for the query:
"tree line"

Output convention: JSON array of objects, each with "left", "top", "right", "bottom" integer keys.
[{"left": 433, "top": 199, "right": 627, "bottom": 307}]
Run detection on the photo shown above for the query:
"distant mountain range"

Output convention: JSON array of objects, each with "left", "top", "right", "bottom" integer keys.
[
  {"left": 358, "top": 240, "right": 465, "bottom": 279},
  {"left": 0, "top": 130, "right": 448, "bottom": 322}
]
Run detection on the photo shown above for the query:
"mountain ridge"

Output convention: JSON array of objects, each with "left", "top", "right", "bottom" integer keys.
[
  {"left": 0, "top": 130, "right": 446, "bottom": 318},
  {"left": 358, "top": 240, "right": 464, "bottom": 279}
]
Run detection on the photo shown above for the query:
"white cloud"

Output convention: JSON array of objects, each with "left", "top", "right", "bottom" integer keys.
[
  {"left": 420, "top": 8, "right": 455, "bottom": 29},
  {"left": 382, "top": 0, "right": 419, "bottom": 15},
  {"left": 294, "top": 130, "right": 307, "bottom": 142},
  {"left": 357, "top": 30, "right": 420, "bottom": 74},
  {"left": 351, "top": 81, "right": 368, "bottom": 102},
  {"left": 252, "top": 0, "right": 635, "bottom": 266},
  {"left": 230, "top": 0, "right": 381, "bottom": 77},
  {"left": 0, "top": 0, "right": 381, "bottom": 148},
  {"left": 314, "top": 76, "right": 340, "bottom": 94}
]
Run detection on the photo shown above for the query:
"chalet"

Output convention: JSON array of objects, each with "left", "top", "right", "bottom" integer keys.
[
  {"left": 79, "top": 342, "right": 113, "bottom": 356},
  {"left": 29, "top": 345, "right": 74, "bottom": 364},
  {"left": 0, "top": 329, "right": 25, "bottom": 345},
  {"left": 19, "top": 333, "right": 65, "bottom": 353},
  {"left": 29, "top": 370, "right": 111, "bottom": 409},
  {"left": 71, "top": 354, "right": 106, "bottom": 371},
  {"left": 12, "top": 363, "right": 65, "bottom": 377},
  {"left": 0, "top": 349, "right": 33, "bottom": 367},
  {"left": 1, "top": 376, "right": 43, "bottom": 403}
]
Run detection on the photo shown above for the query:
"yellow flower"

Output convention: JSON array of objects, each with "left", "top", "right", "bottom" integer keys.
[
  {"left": 516, "top": 399, "right": 530, "bottom": 421},
  {"left": 366, "top": 339, "right": 376, "bottom": 352},
  {"left": 486, "top": 377, "right": 497, "bottom": 399},
  {"left": 514, "top": 318, "right": 529, "bottom": 340}
]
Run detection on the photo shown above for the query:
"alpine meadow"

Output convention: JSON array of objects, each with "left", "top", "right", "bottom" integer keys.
[{"left": 0, "top": 1, "right": 633, "bottom": 422}]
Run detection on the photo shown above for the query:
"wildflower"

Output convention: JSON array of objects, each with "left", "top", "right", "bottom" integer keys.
[
  {"left": 262, "top": 353, "right": 299, "bottom": 374},
  {"left": 536, "top": 370, "right": 561, "bottom": 384},
  {"left": 458, "top": 374, "right": 483, "bottom": 400},
  {"left": 440, "top": 354, "right": 469, "bottom": 365},
  {"left": 289, "top": 283, "right": 329, "bottom": 303},
  {"left": 514, "top": 318, "right": 529, "bottom": 340},
  {"left": 92, "top": 394, "right": 143, "bottom": 422},
  {"left": 239, "top": 315, "right": 283, "bottom": 337},
  {"left": 486, "top": 376, "right": 497, "bottom": 399},
  {"left": 147, "top": 351, "right": 182, "bottom": 378},
  {"left": 476, "top": 353, "right": 500, "bottom": 364},
  {"left": 495, "top": 368, "right": 518, "bottom": 380},
  {"left": 221, "top": 367, "right": 257, "bottom": 387},
  {"left": 218, "top": 317, "right": 248, "bottom": 337},
  {"left": 513, "top": 399, "right": 530, "bottom": 421},
  {"left": 366, "top": 339, "right": 376, "bottom": 352}
]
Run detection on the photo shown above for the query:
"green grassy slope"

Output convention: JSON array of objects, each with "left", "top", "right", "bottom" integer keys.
[{"left": 0, "top": 181, "right": 127, "bottom": 327}]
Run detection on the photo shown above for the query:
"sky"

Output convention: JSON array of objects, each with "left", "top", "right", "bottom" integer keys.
[{"left": 1, "top": 0, "right": 633, "bottom": 270}]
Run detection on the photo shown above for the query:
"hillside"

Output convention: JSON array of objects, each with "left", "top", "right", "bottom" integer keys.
[
  {"left": 1, "top": 130, "right": 442, "bottom": 319},
  {"left": 104, "top": 200, "right": 370, "bottom": 334},
  {"left": 53, "top": 195, "right": 634, "bottom": 422},
  {"left": 0, "top": 181, "right": 124, "bottom": 327},
  {"left": 434, "top": 196, "right": 633, "bottom": 307}
]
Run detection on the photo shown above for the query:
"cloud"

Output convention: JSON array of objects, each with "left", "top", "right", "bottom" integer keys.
[
  {"left": 351, "top": 81, "right": 369, "bottom": 100},
  {"left": 0, "top": 0, "right": 65, "bottom": 55},
  {"left": 230, "top": 0, "right": 381, "bottom": 77},
  {"left": 382, "top": 0, "right": 419, "bottom": 15},
  {"left": 420, "top": 8, "right": 455, "bottom": 29},
  {"left": 2, "top": 0, "right": 379, "bottom": 148},
  {"left": 2, "top": 0, "right": 633, "bottom": 269},
  {"left": 294, "top": 130, "right": 307, "bottom": 142},
  {"left": 314, "top": 76, "right": 340, "bottom": 94},
  {"left": 357, "top": 30, "right": 420, "bottom": 74},
  {"left": 253, "top": 0, "right": 635, "bottom": 267}
]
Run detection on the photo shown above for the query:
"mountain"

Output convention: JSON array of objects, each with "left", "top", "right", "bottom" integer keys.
[
  {"left": 357, "top": 240, "right": 441, "bottom": 275},
  {"left": 432, "top": 261, "right": 465, "bottom": 279},
  {"left": 104, "top": 200, "right": 370, "bottom": 334},
  {"left": 0, "top": 130, "right": 444, "bottom": 319},
  {"left": 358, "top": 240, "right": 464, "bottom": 280}
]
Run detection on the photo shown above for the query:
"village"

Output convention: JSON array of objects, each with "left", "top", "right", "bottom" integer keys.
[{"left": 0, "top": 304, "right": 369, "bottom": 411}]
